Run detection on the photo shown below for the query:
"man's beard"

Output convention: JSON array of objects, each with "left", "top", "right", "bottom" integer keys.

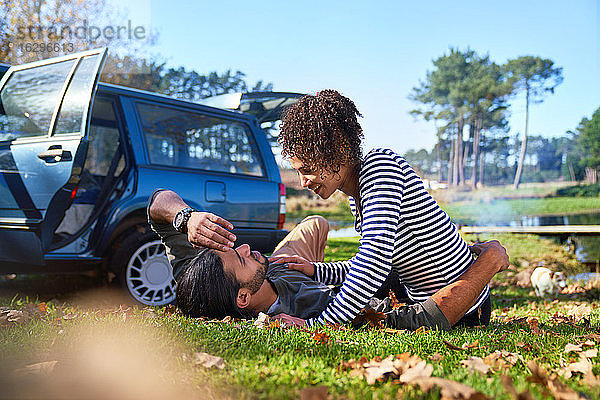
[{"left": 241, "top": 256, "right": 269, "bottom": 294}]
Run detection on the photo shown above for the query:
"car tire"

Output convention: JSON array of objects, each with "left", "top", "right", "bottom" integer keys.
[{"left": 112, "top": 231, "right": 176, "bottom": 306}]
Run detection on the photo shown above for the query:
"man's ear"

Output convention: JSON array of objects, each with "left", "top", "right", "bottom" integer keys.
[{"left": 236, "top": 288, "right": 252, "bottom": 309}]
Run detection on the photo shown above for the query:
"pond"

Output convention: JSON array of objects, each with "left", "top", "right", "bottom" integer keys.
[{"left": 326, "top": 212, "right": 600, "bottom": 264}]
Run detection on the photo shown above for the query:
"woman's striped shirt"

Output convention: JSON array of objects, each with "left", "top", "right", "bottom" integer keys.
[{"left": 308, "top": 148, "right": 489, "bottom": 326}]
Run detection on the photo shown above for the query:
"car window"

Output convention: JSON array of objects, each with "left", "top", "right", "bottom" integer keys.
[
  {"left": 137, "top": 102, "right": 265, "bottom": 177},
  {"left": 0, "top": 59, "right": 76, "bottom": 141},
  {"left": 54, "top": 54, "right": 101, "bottom": 135},
  {"left": 88, "top": 99, "right": 125, "bottom": 177}
]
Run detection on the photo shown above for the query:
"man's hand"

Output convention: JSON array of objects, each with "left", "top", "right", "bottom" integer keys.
[
  {"left": 272, "top": 313, "right": 306, "bottom": 327},
  {"left": 469, "top": 240, "right": 509, "bottom": 273},
  {"left": 268, "top": 255, "right": 315, "bottom": 277},
  {"left": 187, "top": 212, "right": 236, "bottom": 252}
]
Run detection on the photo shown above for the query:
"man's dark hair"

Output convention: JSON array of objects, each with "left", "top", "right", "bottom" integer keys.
[{"left": 176, "top": 249, "right": 244, "bottom": 319}]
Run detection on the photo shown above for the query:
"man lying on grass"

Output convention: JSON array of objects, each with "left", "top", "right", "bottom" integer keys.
[{"left": 148, "top": 189, "right": 509, "bottom": 330}]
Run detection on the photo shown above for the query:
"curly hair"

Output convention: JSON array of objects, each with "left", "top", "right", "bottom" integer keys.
[{"left": 279, "top": 90, "right": 364, "bottom": 175}]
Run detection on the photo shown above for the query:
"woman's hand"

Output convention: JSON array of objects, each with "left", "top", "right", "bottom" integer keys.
[
  {"left": 469, "top": 240, "right": 509, "bottom": 273},
  {"left": 272, "top": 313, "right": 306, "bottom": 327},
  {"left": 187, "top": 212, "right": 236, "bottom": 252},
  {"left": 268, "top": 255, "right": 315, "bottom": 277}
]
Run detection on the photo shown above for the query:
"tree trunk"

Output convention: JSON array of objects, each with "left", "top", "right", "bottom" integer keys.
[
  {"left": 585, "top": 167, "right": 598, "bottom": 184},
  {"left": 513, "top": 87, "right": 530, "bottom": 189},
  {"left": 456, "top": 115, "right": 465, "bottom": 186},
  {"left": 437, "top": 137, "right": 442, "bottom": 182},
  {"left": 448, "top": 136, "right": 455, "bottom": 186},
  {"left": 568, "top": 163, "right": 576, "bottom": 182},
  {"left": 471, "top": 114, "right": 481, "bottom": 189}
]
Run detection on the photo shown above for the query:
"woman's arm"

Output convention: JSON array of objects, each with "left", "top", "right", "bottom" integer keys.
[{"left": 431, "top": 240, "right": 509, "bottom": 326}]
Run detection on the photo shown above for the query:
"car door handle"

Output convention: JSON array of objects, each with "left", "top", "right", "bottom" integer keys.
[{"left": 37, "top": 147, "right": 72, "bottom": 163}]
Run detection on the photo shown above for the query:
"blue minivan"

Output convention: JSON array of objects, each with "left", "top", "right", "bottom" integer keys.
[{"left": 0, "top": 48, "right": 300, "bottom": 305}]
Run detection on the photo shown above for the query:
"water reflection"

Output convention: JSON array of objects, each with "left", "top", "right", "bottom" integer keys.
[{"left": 327, "top": 213, "right": 600, "bottom": 264}]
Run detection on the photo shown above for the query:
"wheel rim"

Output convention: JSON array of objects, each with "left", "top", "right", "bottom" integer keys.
[{"left": 125, "top": 240, "right": 176, "bottom": 306}]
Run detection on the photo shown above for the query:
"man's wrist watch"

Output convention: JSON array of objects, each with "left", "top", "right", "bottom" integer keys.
[{"left": 173, "top": 207, "right": 196, "bottom": 233}]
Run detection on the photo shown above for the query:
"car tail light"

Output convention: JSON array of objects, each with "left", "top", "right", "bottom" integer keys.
[
  {"left": 71, "top": 186, "right": 78, "bottom": 200},
  {"left": 278, "top": 183, "right": 286, "bottom": 230}
]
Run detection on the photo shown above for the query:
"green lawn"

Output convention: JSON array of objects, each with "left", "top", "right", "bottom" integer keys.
[{"left": 1, "top": 234, "right": 598, "bottom": 399}]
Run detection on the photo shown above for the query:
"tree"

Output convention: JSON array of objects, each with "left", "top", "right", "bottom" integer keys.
[
  {"left": 410, "top": 48, "right": 479, "bottom": 186},
  {"left": 577, "top": 107, "right": 600, "bottom": 183},
  {"left": 504, "top": 56, "right": 563, "bottom": 189}
]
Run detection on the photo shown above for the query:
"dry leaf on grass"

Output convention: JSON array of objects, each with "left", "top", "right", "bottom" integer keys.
[
  {"left": 443, "top": 339, "right": 479, "bottom": 351},
  {"left": 582, "top": 339, "right": 595, "bottom": 347},
  {"left": 430, "top": 352, "right": 444, "bottom": 362},
  {"left": 527, "top": 361, "right": 586, "bottom": 400},
  {"left": 253, "top": 312, "right": 270, "bottom": 329},
  {"left": 299, "top": 385, "right": 328, "bottom": 400},
  {"left": 483, "top": 350, "right": 524, "bottom": 370},
  {"left": 500, "top": 375, "right": 534, "bottom": 400},
  {"left": 408, "top": 377, "right": 488, "bottom": 400},
  {"left": 558, "top": 357, "right": 593, "bottom": 379},
  {"left": 13, "top": 361, "right": 59, "bottom": 377},
  {"left": 313, "top": 331, "right": 330, "bottom": 344},
  {"left": 339, "top": 353, "right": 431, "bottom": 385},
  {"left": 580, "top": 348, "right": 598, "bottom": 359},
  {"left": 564, "top": 343, "right": 583, "bottom": 353},
  {"left": 352, "top": 308, "right": 386, "bottom": 328},
  {"left": 460, "top": 357, "right": 491, "bottom": 375},
  {"left": 192, "top": 352, "right": 225, "bottom": 369}
]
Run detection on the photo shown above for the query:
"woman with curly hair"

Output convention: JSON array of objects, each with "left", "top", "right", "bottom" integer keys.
[{"left": 270, "top": 89, "right": 497, "bottom": 329}]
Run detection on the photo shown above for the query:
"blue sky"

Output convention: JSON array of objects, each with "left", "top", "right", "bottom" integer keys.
[{"left": 122, "top": 0, "right": 599, "bottom": 155}]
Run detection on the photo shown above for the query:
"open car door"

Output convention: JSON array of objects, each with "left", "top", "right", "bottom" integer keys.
[
  {"left": 200, "top": 92, "right": 304, "bottom": 123},
  {"left": 0, "top": 48, "right": 107, "bottom": 269}
]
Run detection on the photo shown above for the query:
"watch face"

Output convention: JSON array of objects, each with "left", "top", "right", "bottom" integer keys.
[{"left": 174, "top": 213, "right": 184, "bottom": 229}]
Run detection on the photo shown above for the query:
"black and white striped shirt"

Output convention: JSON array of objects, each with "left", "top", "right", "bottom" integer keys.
[{"left": 309, "top": 148, "right": 489, "bottom": 325}]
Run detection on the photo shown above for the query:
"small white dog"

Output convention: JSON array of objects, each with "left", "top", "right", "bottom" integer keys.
[{"left": 530, "top": 267, "right": 567, "bottom": 298}]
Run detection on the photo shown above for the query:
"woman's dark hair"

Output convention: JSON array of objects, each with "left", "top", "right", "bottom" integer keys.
[
  {"left": 279, "top": 89, "right": 364, "bottom": 175},
  {"left": 176, "top": 249, "right": 244, "bottom": 319}
]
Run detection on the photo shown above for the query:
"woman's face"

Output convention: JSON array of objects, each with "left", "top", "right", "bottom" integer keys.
[{"left": 289, "top": 156, "right": 347, "bottom": 199}]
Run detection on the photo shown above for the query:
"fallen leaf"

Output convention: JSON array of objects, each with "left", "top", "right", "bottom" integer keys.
[
  {"left": 13, "top": 361, "right": 59, "bottom": 377},
  {"left": 580, "top": 348, "right": 598, "bottom": 359},
  {"left": 582, "top": 340, "right": 595, "bottom": 347},
  {"left": 300, "top": 385, "right": 328, "bottom": 400},
  {"left": 352, "top": 308, "right": 386, "bottom": 328},
  {"left": 462, "top": 340, "right": 480, "bottom": 350},
  {"left": 313, "top": 331, "right": 330, "bottom": 344},
  {"left": 339, "top": 354, "right": 428, "bottom": 385},
  {"left": 192, "top": 352, "right": 225, "bottom": 369},
  {"left": 443, "top": 339, "right": 464, "bottom": 351},
  {"left": 559, "top": 357, "right": 593, "bottom": 379},
  {"left": 254, "top": 312, "right": 270, "bottom": 329},
  {"left": 483, "top": 350, "right": 524, "bottom": 370},
  {"left": 409, "top": 376, "right": 489, "bottom": 400},
  {"left": 564, "top": 343, "right": 583, "bottom": 353},
  {"left": 383, "top": 328, "right": 407, "bottom": 334},
  {"left": 527, "top": 361, "right": 586, "bottom": 400},
  {"left": 221, "top": 315, "right": 231, "bottom": 323},
  {"left": 37, "top": 302, "right": 47, "bottom": 314},
  {"left": 526, "top": 317, "right": 542, "bottom": 335},
  {"left": 398, "top": 360, "right": 433, "bottom": 383},
  {"left": 388, "top": 289, "right": 405, "bottom": 309},
  {"left": 430, "top": 352, "right": 444, "bottom": 362},
  {"left": 461, "top": 356, "right": 491, "bottom": 374},
  {"left": 501, "top": 375, "right": 535, "bottom": 400}
]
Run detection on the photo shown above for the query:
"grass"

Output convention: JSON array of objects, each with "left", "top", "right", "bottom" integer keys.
[{"left": 1, "top": 234, "right": 598, "bottom": 399}]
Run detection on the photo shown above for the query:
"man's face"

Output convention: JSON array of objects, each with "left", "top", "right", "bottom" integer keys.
[{"left": 217, "top": 244, "right": 268, "bottom": 293}]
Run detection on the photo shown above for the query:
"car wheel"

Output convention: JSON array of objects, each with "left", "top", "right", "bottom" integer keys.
[{"left": 113, "top": 231, "right": 176, "bottom": 306}]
